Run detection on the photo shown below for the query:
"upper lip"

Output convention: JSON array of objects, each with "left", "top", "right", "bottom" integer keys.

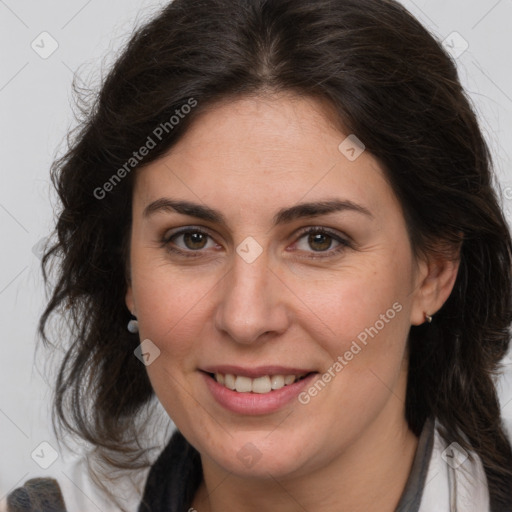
[{"left": 200, "top": 365, "right": 317, "bottom": 379}]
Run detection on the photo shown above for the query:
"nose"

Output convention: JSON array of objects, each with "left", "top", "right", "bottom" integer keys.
[{"left": 214, "top": 246, "right": 290, "bottom": 345}]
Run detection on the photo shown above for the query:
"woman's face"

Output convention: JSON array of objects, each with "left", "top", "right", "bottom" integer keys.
[{"left": 126, "top": 93, "right": 436, "bottom": 480}]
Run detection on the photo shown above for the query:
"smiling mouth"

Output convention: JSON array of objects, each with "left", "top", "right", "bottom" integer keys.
[{"left": 206, "top": 372, "right": 314, "bottom": 394}]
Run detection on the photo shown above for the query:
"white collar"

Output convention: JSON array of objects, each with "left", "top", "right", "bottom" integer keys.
[{"left": 419, "top": 418, "right": 490, "bottom": 512}]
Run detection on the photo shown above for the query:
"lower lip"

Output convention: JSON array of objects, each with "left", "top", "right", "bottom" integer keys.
[{"left": 202, "top": 372, "right": 318, "bottom": 415}]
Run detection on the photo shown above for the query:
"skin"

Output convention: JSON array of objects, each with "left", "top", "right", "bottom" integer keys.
[{"left": 125, "top": 92, "right": 459, "bottom": 512}]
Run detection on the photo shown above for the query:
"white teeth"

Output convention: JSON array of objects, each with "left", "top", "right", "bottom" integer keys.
[
  {"left": 270, "top": 375, "right": 284, "bottom": 390},
  {"left": 252, "top": 376, "right": 272, "bottom": 394},
  {"left": 213, "top": 372, "right": 307, "bottom": 393},
  {"left": 235, "top": 375, "right": 253, "bottom": 393},
  {"left": 284, "top": 375, "right": 296, "bottom": 385},
  {"left": 224, "top": 373, "right": 236, "bottom": 390}
]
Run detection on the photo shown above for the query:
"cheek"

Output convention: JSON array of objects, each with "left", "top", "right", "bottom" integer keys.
[
  {"left": 131, "top": 266, "right": 215, "bottom": 420},
  {"left": 291, "top": 254, "right": 414, "bottom": 423},
  {"left": 130, "top": 256, "right": 220, "bottom": 361},
  {"left": 291, "top": 255, "right": 412, "bottom": 350}
]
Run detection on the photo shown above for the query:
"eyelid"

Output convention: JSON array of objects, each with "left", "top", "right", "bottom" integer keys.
[
  {"left": 293, "top": 225, "right": 349, "bottom": 241},
  {"left": 162, "top": 225, "right": 213, "bottom": 240}
]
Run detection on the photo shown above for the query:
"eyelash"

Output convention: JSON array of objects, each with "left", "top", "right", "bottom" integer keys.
[{"left": 160, "top": 226, "right": 352, "bottom": 260}]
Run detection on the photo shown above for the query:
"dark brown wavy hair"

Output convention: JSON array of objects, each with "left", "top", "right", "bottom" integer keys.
[{"left": 38, "top": 0, "right": 512, "bottom": 509}]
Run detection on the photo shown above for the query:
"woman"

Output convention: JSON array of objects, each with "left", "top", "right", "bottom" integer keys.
[{"left": 8, "top": 0, "right": 512, "bottom": 510}]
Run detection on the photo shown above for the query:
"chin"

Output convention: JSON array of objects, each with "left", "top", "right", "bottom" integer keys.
[{"left": 198, "top": 431, "right": 314, "bottom": 480}]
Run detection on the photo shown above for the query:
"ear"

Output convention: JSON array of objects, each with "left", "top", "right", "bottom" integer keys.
[
  {"left": 125, "top": 286, "right": 135, "bottom": 315},
  {"left": 410, "top": 245, "right": 461, "bottom": 326},
  {"left": 124, "top": 246, "right": 135, "bottom": 314}
]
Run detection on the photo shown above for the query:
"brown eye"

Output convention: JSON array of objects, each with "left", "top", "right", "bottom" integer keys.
[
  {"left": 162, "top": 227, "right": 217, "bottom": 256},
  {"left": 182, "top": 231, "right": 208, "bottom": 250},
  {"left": 292, "top": 227, "right": 351, "bottom": 259},
  {"left": 307, "top": 232, "right": 333, "bottom": 251}
]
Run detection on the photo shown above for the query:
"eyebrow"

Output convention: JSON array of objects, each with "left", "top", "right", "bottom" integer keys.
[{"left": 142, "top": 197, "right": 373, "bottom": 226}]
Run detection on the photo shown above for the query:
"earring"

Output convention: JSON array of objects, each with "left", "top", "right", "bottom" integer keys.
[
  {"left": 424, "top": 313, "right": 433, "bottom": 324},
  {"left": 127, "top": 313, "right": 139, "bottom": 333}
]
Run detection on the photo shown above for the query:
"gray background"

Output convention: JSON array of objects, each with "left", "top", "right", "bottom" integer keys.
[{"left": 1, "top": 0, "right": 511, "bottom": 510}]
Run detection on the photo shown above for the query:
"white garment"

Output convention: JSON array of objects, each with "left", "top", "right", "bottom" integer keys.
[{"left": 418, "top": 419, "right": 490, "bottom": 512}]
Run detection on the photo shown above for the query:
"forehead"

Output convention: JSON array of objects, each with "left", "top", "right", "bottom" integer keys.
[
  {"left": 149, "top": 93, "right": 351, "bottom": 174},
  {"left": 133, "top": 93, "right": 397, "bottom": 222}
]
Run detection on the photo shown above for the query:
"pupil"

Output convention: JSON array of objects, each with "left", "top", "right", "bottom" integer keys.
[
  {"left": 309, "top": 233, "right": 331, "bottom": 251},
  {"left": 185, "top": 232, "right": 207, "bottom": 249}
]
